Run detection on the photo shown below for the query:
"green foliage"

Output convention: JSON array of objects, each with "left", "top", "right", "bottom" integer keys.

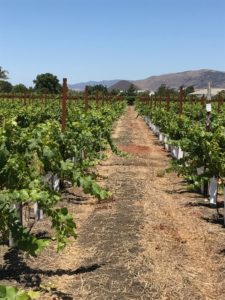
[
  {"left": 48, "top": 207, "right": 76, "bottom": 251},
  {"left": 127, "top": 84, "right": 137, "bottom": 96},
  {"left": 126, "top": 84, "right": 137, "bottom": 105},
  {"left": 0, "top": 285, "right": 40, "bottom": 300},
  {"left": 0, "top": 67, "right": 8, "bottom": 80},
  {"left": 155, "top": 84, "right": 177, "bottom": 97},
  {"left": 0, "top": 81, "right": 13, "bottom": 93},
  {"left": 33, "top": 73, "right": 61, "bottom": 94},
  {"left": 185, "top": 85, "right": 194, "bottom": 96},
  {"left": 0, "top": 93, "right": 126, "bottom": 300},
  {"left": 126, "top": 95, "right": 136, "bottom": 106},
  {"left": 12, "top": 84, "right": 28, "bottom": 94},
  {"left": 110, "top": 89, "right": 120, "bottom": 96},
  {"left": 0, "top": 96, "right": 126, "bottom": 256},
  {"left": 136, "top": 99, "right": 225, "bottom": 189},
  {"left": 85, "top": 84, "right": 108, "bottom": 95}
]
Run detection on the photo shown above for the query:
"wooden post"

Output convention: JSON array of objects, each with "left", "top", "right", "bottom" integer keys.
[
  {"left": 203, "top": 82, "right": 212, "bottom": 196},
  {"left": 179, "top": 86, "right": 184, "bottom": 115},
  {"left": 159, "top": 95, "right": 162, "bottom": 108},
  {"left": 201, "top": 95, "right": 205, "bottom": 108},
  {"left": 217, "top": 95, "right": 223, "bottom": 112},
  {"left": 166, "top": 94, "right": 170, "bottom": 111},
  {"left": 96, "top": 91, "right": 99, "bottom": 109},
  {"left": 84, "top": 87, "right": 88, "bottom": 112},
  {"left": 206, "top": 83, "right": 212, "bottom": 132},
  {"left": 28, "top": 94, "right": 30, "bottom": 105},
  {"left": 154, "top": 96, "right": 156, "bottom": 108},
  {"left": 23, "top": 93, "right": 26, "bottom": 105},
  {"left": 61, "top": 78, "right": 68, "bottom": 132},
  {"left": 45, "top": 94, "right": 48, "bottom": 106}
]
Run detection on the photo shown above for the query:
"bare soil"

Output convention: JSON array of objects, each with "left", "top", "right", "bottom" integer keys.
[{"left": 1, "top": 106, "right": 225, "bottom": 299}]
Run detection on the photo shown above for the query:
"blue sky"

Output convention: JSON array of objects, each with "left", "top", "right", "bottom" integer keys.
[{"left": 1, "top": 0, "right": 225, "bottom": 86}]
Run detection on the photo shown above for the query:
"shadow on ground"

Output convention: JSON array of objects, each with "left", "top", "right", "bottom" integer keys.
[{"left": 0, "top": 248, "right": 102, "bottom": 298}]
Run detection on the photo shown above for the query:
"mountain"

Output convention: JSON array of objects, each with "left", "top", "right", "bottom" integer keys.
[
  {"left": 69, "top": 69, "right": 225, "bottom": 92},
  {"left": 133, "top": 69, "right": 225, "bottom": 91},
  {"left": 108, "top": 80, "right": 138, "bottom": 92},
  {"left": 69, "top": 80, "right": 120, "bottom": 91}
]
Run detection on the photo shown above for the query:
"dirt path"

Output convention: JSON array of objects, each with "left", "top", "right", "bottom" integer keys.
[
  {"left": 62, "top": 106, "right": 225, "bottom": 299},
  {"left": 1, "top": 106, "right": 225, "bottom": 299}
]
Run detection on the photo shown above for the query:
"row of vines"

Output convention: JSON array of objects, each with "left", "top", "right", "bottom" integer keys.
[
  {"left": 136, "top": 93, "right": 225, "bottom": 217},
  {"left": 0, "top": 84, "right": 126, "bottom": 299}
]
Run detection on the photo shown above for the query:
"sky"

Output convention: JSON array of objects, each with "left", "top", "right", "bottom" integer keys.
[{"left": 1, "top": 0, "right": 225, "bottom": 86}]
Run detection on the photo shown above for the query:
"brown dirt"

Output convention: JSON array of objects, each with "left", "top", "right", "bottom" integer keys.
[
  {"left": 1, "top": 106, "right": 225, "bottom": 299},
  {"left": 118, "top": 144, "right": 164, "bottom": 155}
]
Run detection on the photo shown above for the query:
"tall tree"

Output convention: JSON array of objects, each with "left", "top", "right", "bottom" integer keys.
[
  {"left": 13, "top": 83, "right": 28, "bottom": 93},
  {"left": 126, "top": 84, "right": 137, "bottom": 105},
  {"left": 0, "top": 66, "right": 8, "bottom": 80},
  {"left": 0, "top": 80, "right": 13, "bottom": 93},
  {"left": 185, "top": 86, "right": 194, "bottom": 96},
  {"left": 85, "top": 84, "right": 108, "bottom": 95},
  {"left": 33, "top": 73, "right": 61, "bottom": 94},
  {"left": 127, "top": 84, "right": 137, "bottom": 96},
  {"left": 155, "top": 84, "right": 177, "bottom": 97}
]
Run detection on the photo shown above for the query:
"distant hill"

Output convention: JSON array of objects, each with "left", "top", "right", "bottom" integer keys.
[
  {"left": 69, "top": 80, "right": 120, "bottom": 91},
  {"left": 108, "top": 80, "right": 138, "bottom": 92},
  {"left": 69, "top": 69, "right": 225, "bottom": 92},
  {"left": 133, "top": 69, "right": 225, "bottom": 91}
]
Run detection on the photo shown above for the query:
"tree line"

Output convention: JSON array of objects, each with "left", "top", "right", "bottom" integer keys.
[
  {"left": 0, "top": 67, "right": 62, "bottom": 94},
  {"left": 0, "top": 66, "right": 195, "bottom": 96}
]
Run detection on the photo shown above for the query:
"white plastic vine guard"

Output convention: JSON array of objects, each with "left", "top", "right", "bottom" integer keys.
[
  {"left": 170, "top": 146, "right": 183, "bottom": 160},
  {"left": 52, "top": 174, "right": 60, "bottom": 191},
  {"left": 209, "top": 176, "right": 217, "bottom": 206},
  {"left": 164, "top": 136, "right": 170, "bottom": 150},
  {"left": 71, "top": 156, "right": 78, "bottom": 165},
  {"left": 159, "top": 132, "right": 164, "bottom": 143},
  {"left": 165, "top": 143, "right": 170, "bottom": 151},
  {"left": 33, "top": 202, "right": 43, "bottom": 221},
  {"left": 144, "top": 116, "right": 150, "bottom": 124},
  {"left": 177, "top": 147, "right": 184, "bottom": 160},
  {"left": 200, "top": 183, "right": 204, "bottom": 194},
  {"left": 154, "top": 126, "right": 159, "bottom": 136},
  {"left": 156, "top": 127, "right": 160, "bottom": 136},
  {"left": 9, "top": 231, "right": 16, "bottom": 247},
  {"left": 196, "top": 166, "right": 204, "bottom": 175},
  {"left": 171, "top": 145, "right": 176, "bottom": 158},
  {"left": 81, "top": 150, "right": 85, "bottom": 160},
  {"left": 183, "top": 151, "right": 189, "bottom": 158},
  {"left": 43, "top": 172, "right": 60, "bottom": 191},
  {"left": 9, "top": 203, "right": 21, "bottom": 247}
]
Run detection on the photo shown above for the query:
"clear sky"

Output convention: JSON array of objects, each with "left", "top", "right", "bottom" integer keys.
[{"left": 1, "top": 0, "right": 225, "bottom": 86}]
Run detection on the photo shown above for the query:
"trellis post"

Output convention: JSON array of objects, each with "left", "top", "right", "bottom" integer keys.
[{"left": 61, "top": 78, "right": 68, "bottom": 132}]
